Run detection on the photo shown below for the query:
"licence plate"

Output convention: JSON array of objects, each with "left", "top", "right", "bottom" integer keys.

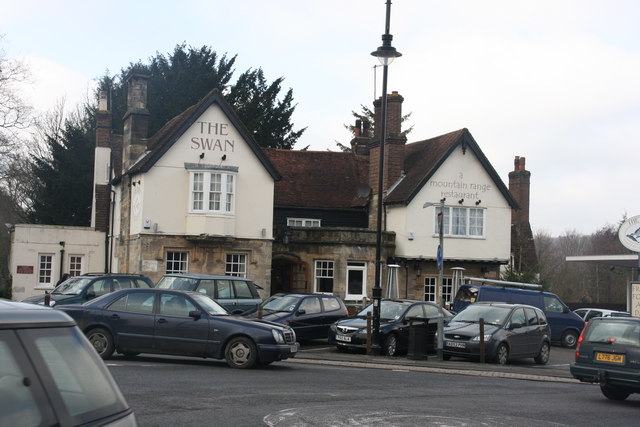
[
  {"left": 290, "top": 345, "right": 298, "bottom": 353},
  {"left": 595, "top": 352, "right": 624, "bottom": 364},
  {"left": 445, "top": 341, "right": 466, "bottom": 349},
  {"left": 336, "top": 334, "right": 351, "bottom": 342}
]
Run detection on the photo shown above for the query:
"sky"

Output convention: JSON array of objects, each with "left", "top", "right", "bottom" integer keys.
[{"left": 2, "top": 0, "right": 639, "bottom": 237}]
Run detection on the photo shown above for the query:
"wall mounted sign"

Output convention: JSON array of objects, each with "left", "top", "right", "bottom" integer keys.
[{"left": 618, "top": 215, "right": 640, "bottom": 252}]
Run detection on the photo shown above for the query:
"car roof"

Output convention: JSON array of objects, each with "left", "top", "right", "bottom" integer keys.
[
  {"left": 161, "top": 273, "right": 252, "bottom": 281},
  {"left": 0, "top": 299, "right": 76, "bottom": 329},
  {"left": 471, "top": 302, "right": 542, "bottom": 310},
  {"left": 271, "top": 293, "right": 340, "bottom": 298}
]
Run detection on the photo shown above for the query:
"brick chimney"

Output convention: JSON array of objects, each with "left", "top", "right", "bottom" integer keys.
[
  {"left": 92, "top": 90, "right": 112, "bottom": 232},
  {"left": 508, "top": 156, "right": 538, "bottom": 272},
  {"left": 350, "top": 119, "right": 372, "bottom": 155},
  {"left": 369, "top": 91, "right": 407, "bottom": 195},
  {"left": 509, "top": 156, "right": 530, "bottom": 225},
  {"left": 122, "top": 73, "right": 150, "bottom": 171}
]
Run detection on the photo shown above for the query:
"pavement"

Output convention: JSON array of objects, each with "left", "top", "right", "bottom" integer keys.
[{"left": 291, "top": 343, "right": 580, "bottom": 384}]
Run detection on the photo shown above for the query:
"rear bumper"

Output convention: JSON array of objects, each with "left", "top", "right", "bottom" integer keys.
[
  {"left": 257, "top": 342, "right": 299, "bottom": 363},
  {"left": 570, "top": 363, "right": 640, "bottom": 390}
]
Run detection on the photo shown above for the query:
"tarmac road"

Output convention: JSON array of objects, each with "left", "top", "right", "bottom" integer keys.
[{"left": 295, "top": 339, "right": 577, "bottom": 382}]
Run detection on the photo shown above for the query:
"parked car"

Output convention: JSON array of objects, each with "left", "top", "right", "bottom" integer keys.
[
  {"left": 328, "top": 299, "right": 453, "bottom": 356},
  {"left": 56, "top": 288, "right": 298, "bottom": 368},
  {"left": 21, "top": 272, "right": 153, "bottom": 307},
  {"left": 244, "top": 293, "right": 349, "bottom": 340},
  {"left": 570, "top": 316, "right": 640, "bottom": 401},
  {"left": 0, "top": 300, "right": 136, "bottom": 426},
  {"left": 443, "top": 302, "right": 551, "bottom": 365},
  {"left": 573, "top": 308, "right": 631, "bottom": 321},
  {"left": 154, "top": 273, "right": 262, "bottom": 314},
  {"left": 452, "top": 282, "right": 584, "bottom": 347}
]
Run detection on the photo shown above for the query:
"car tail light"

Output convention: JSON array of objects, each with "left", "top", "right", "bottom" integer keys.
[{"left": 575, "top": 324, "right": 588, "bottom": 360}]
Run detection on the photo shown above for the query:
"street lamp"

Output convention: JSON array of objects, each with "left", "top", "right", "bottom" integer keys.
[
  {"left": 423, "top": 198, "right": 446, "bottom": 360},
  {"left": 370, "top": 0, "right": 402, "bottom": 354}
]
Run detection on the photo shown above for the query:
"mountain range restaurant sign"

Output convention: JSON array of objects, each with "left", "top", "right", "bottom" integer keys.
[{"left": 618, "top": 215, "right": 640, "bottom": 252}]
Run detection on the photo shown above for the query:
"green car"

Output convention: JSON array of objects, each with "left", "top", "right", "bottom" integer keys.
[{"left": 571, "top": 316, "right": 640, "bottom": 401}]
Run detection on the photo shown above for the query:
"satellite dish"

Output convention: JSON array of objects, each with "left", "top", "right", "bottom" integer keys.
[{"left": 356, "top": 183, "right": 371, "bottom": 198}]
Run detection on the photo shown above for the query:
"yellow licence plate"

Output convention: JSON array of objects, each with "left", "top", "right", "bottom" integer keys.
[{"left": 595, "top": 352, "right": 624, "bottom": 364}]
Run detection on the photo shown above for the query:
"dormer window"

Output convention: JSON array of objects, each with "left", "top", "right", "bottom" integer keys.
[{"left": 287, "top": 218, "right": 321, "bottom": 227}]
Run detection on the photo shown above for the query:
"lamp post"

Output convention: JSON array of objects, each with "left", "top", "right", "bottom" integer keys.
[
  {"left": 423, "top": 198, "right": 446, "bottom": 360},
  {"left": 370, "top": 0, "right": 402, "bottom": 353}
]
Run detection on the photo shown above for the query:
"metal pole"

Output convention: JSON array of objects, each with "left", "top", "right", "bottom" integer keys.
[{"left": 436, "top": 198, "right": 445, "bottom": 360}]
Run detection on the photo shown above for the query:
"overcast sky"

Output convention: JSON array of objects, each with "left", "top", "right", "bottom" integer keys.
[{"left": 2, "top": 0, "right": 639, "bottom": 238}]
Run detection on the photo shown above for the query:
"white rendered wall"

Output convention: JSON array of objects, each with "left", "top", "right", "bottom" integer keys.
[{"left": 387, "top": 147, "right": 511, "bottom": 262}]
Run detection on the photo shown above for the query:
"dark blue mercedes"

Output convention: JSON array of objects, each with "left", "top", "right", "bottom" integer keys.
[{"left": 56, "top": 288, "right": 298, "bottom": 369}]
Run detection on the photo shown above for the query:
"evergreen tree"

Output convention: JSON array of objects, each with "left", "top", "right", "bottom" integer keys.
[
  {"left": 100, "top": 43, "right": 304, "bottom": 148},
  {"left": 26, "top": 112, "right": 94, "bottom": 225}
]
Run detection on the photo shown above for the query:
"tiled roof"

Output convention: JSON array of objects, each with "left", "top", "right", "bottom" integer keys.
[
  {"left": 263, "top": 149, "right": 370, "bottom": 209},
  {"left": 385, "top": 128, "right": 519, "bottom": 209},
  {"left": 119, "top": 89, "right": 280, "bottom": 181}
]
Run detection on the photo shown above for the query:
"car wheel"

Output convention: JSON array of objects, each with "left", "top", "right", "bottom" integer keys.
[
  {"left": 225, "top": 336, "right": 258, "bottom": 369},
  {"left": 494, "top": 343, "right": 509, "bottom": 365},
  {"left": 534, "top": 342, "right": 550, "bottom": 365},
  {"left": 601, "top": 385, "right": 630, "bottom": 401},
  {"left": 383, "top": 334, "right": 398, "bottom": 356},
  {"left": 87, "top": 328, "right": 115, "bottom": 360},
  {"left": 561, "top": 330, "right": 579, "bottom": 348}
]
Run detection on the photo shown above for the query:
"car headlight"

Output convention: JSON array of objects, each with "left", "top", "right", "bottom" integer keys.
[
  {"left": 472, "top": 334, "right": 493, "bottom": 342},
  {"left": 272, "top": 329, "right": 285, "bottom": 344}
]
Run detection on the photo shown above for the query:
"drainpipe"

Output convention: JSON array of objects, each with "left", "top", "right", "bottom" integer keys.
[{"left": 58, "top": 241, "right": 65, "bottom": 282}]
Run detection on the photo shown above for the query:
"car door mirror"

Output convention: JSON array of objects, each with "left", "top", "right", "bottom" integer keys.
[
  {"left": 189, "top": 310, "right": 202, "bottom": 320},
  {"left": 85, "top": 291, "right": 96, "bottom": 299},
  {"left": 296, "top": 309, "right": 306, "bottom": 316},
  {"left": 509, "top": 322, "right": 523, "bottom": 330}
]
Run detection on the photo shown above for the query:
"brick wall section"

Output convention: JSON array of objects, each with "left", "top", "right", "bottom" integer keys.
[
  {"left": 96, "top": 112, "right": 112, "bottom": 148},
  {"left": 93, "top": 184, "right": 110, "bottom": 232}
]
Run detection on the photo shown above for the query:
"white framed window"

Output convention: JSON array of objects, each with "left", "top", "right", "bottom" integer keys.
[
  {"left": 68, "top": 255, "right": 83, "bottom": 277},
  {"left": 38, "top": 254, "right": 54, "bottom": 288},
  {"left": 287, "top": 218, "right": 321, "bottom": 227},
  {"left": 166, "top": 251, "right": 188, "bottom": 274},
  {"left": 189, "top": 171, "right": 235, "bottom": 214},
  {"left": 314, "top": 260, "right": 334, "bottom": 293},
  {"left": 345, "top": 262, "right": 367, "bottom": 300},
  {"left": 434, "top": 207, "right": 485, "bottom": 238},
  {"left": 226, "top": 254, "right": 247, "bottom": 277},
  {"left": 424, "top": 276, "right": 454, "bottom": 304}
]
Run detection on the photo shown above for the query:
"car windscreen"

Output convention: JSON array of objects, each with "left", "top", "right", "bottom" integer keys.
[
  {"left": 15, "top": 326, "right": 130, "bottom": 425},
  {"left": 452, "top": 304, "right": 511, "bottom": 326},
  {"left": 584, "top": 320, "right": 640, "bottom": 345},
  {"left": 260, "top": 295, "right": 301, "bottom": 312},
  {"left": 357, "top": 301, "right": 409, "bottom": 320},
  {"left": 190, "top": 293, "right": 229, "bottom": 316},
  {"left": 52, "top": 278, "right": 93, "bottom": 295},
  {"left": 155, "top": 276, "right": 198, "bottom": 290}
]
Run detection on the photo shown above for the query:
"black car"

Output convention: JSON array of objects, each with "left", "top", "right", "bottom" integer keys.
[
  {"left": 154, "top": 273, "right": 263, "bottom": 314},
  {"left": 56, "top": 288, "right": 298, "bottom": 369},
  {"left": 571, "top": 316, "right": 640, "bottom": 401},
  {"left": 245, "top": 293, "right": 349, "bottom": 340},
  {"left": 21, "top": 273, "right": 153, "bottom": 306},
  {"left": 328, "top": 299, "right": 453, "bottom": 356},
  {"left": 442, "top": 302, "right": 551, "bottom": 365},
  {"left": 0, "top": 300, "right": 136, "bottom": 426}
]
